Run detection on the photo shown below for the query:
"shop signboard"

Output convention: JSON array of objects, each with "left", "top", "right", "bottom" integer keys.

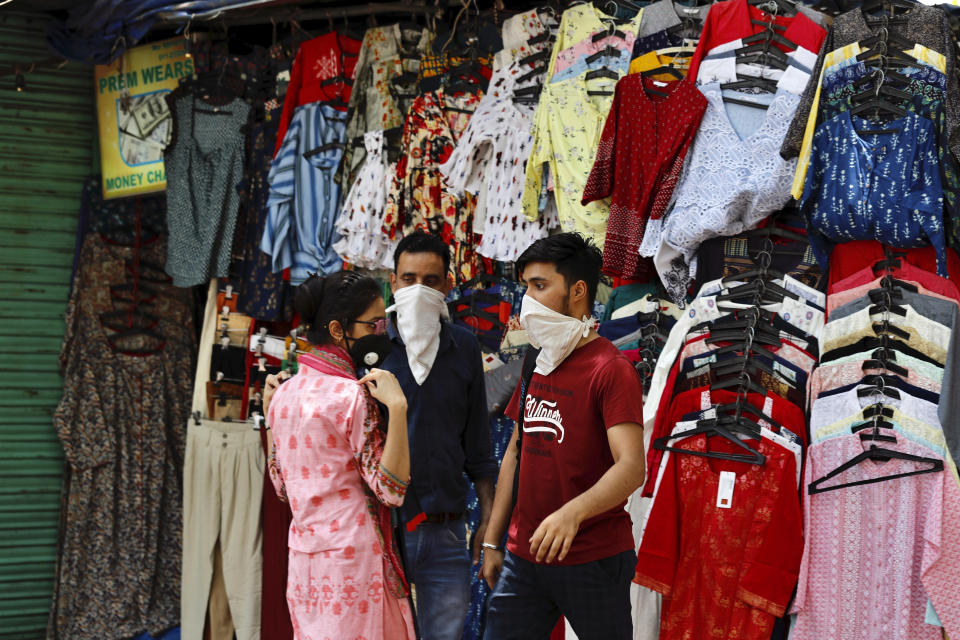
[{"left": 94, "top": 37, "right": 193, "bottom": 199}]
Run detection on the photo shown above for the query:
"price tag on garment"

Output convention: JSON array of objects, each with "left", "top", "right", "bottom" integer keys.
[
  {"left": 692, "top": 355, "right": 716, "bottom": 369},
  {"left": 773, "top": 361, "right": 797, "bottom": 384},
  {"left": 717, "top": 471, "right": 736, "bottom": 509}
]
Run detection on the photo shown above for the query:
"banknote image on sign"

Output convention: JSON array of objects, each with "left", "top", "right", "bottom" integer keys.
[{"left": 119, "top": 91, "right": 172, "bottom": 166}]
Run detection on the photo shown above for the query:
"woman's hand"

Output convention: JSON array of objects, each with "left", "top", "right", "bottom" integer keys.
[
  {"left": 357, "top": 369, "right": 407, "bottom": 413},
  {"left": 263, "top": 370, "right": 291, "bottom": 415}
]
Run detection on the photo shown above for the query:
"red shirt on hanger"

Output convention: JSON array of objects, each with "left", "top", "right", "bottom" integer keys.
[
  {"left": 687, "top": 0, "right": 827, "bottom": 80},
  {"left": 643, "top": 384, "right": 807, "bottom": 497},
  {"left": 827, "top": 240, "right": 960, "bottom": 301},
  {"left": 635, "top": 431, "right": 802, "bottom": 640},
  {"left": 274, "top": 30, "right": 362, "bottom": 155}
]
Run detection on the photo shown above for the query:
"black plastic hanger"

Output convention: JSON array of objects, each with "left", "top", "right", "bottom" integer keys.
[
  {"left": 653, "top": 418, "right": 766, "bottom": 465},
  {"left": 743, "top": 224, "right": 808, "bottom": 243},
  {"left": 748, "top": 0, "right": 797, "bottom": 16},
  {"left": 860, "top": 355, "right": 909, "bottom": 377},
  {"left": 871, "top": 318, "right": 911, "bottom": 341},
  {"left": 808, "top": 445, "right": 942, "bottom": 494},
  {"left": 856, "top": 379, "right": 901, "bottom": 401},
  {"left": 512, "top": 84, "right": 543, "bottom": 101},
  {"left": 517, "top": 64, "right": 547, "bottom": 85},
  {"left": 721, "top": 75, "right": 780, "bottom": 93},
  {"left": 528, "top": 31, "right": 553, "bottom": 46},
  {"left": 446, "top": 79, "right": 484, "bottom": 96},
  {"left": 736, "top": 41, "right": 790, "bottom": 65},
  {"left": 742, "top": 22, "right": 797, "bottom": 49},
  {"left": 592, "top": 21, "right": 627, "bottom": 42},
  {"left": 585, "top": 67, "right": 620, "bottom": 81},
  {"left": 860, "top": 0, "right": 916, "bottom": 25},
  {"left": 721, "top": 91, "right": 772, "bottom": 109},
  {"left": 304, "top": 141, "right": 346, "bottom": 159},
  {"left": 586, "top": 45, "right": 622, "bottom": 64},
  {"left": 519, "top": 49, "right": 551, "bottom": 66},
  {"left": 642, "top": 65, "right": 684, "bottom": 81},
  {"left": 713, "top": 397, "right": 786, "bottom": 432}
]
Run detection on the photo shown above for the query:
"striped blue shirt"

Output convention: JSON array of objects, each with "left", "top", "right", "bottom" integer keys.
[{"left": 262, "top": 103, "right": 347, "bottom": 284}]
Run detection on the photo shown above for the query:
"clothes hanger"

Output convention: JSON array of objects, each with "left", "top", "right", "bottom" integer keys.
[
  {"left": 592, "top": 22, "right": 627, "bottom": 42},
  {"left": 721, "top": 75, "right": 780, "bottom": 93},
  {"left": 748, "top": 0, "right": 797, "bottom": 17},
  {"left": 742, "top": 22, "right": 797, "bottom": 49},
  {"left": 742, "top": 223, "right": 808, "bottom": 243},
  {"left": 857, "top": 35, "right": 923, "bottom": 66},
  {"left": 516, "top": 64, "right": 547, "bottom": 85},
  {"left": 709, "top": 352, "right": 787, "bottom": 386},
  {"left": 528, "top": 31, "right": 554, "bottom": 46},
  {"left": 712, "top": 392, "right": 788, "bottom": 432},
  {"left": 808, "top": 443, "right": 942, "bottom": 494},
  {"left": 512, "top": 84, "right": 543, "bottom": 102},
  {"left": 859, "top": 354, "right": 910, "bottom": 377},
  {"left": 584, "top": 67, "right": 620, "bottom": 81},
  {"left": 721, "top": 89, "right": 772, "bottom": 109},
  {"left": 736, "top": 41, "right": 790, "bottom": 65},
  {"left": 586, "top": 45, "right": 622, "bottom": 64},
  {"left": 320, "top": 74, "right": 354, "bottom": 88},
  {"left": 860, "top": 0, "right": 916, "bottom": 25},
  {"left": 446, "top": 78, "right": 485, "bottom": 96},
  {"left": 519, "top": 49, "right": 551, "bottom": 66},
  {"left": 652, "top": 414, "right": 766, "bottom": 465},
  {"left": 641, "top": 65, "right": 684, "bottom": 81}
]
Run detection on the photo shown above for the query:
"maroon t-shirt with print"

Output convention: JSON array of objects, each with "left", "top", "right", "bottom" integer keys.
[{"left": 505, "top": 336, "right": 645, "bottom": 565}]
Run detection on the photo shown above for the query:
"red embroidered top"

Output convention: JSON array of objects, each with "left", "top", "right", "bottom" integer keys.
[
  {"left": 582, "top": 76, "right": 706, "bottom": 279},
  {"left": 635, "top": 432, "right": 802, "bottom": 640}
]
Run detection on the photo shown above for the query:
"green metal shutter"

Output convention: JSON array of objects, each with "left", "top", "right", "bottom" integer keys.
[{"left": 0, "top": 11, "right": 94, "bottom": 639}]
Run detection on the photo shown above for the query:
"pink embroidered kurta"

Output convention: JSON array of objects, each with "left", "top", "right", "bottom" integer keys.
[
  {"left": 268, "top": 348, "right": 415, "bottom": 640},
  {"left": 791, "top": 434, "right": 960, "bottom": 639}
]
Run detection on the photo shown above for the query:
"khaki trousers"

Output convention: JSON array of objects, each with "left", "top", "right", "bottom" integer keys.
[{"left": 182, "top": 418, "right": 264, "bottom": 640}]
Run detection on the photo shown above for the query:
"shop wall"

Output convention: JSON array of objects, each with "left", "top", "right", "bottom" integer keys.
[{"left": 0, "top": 11, "right": 95, "bottom": 639}]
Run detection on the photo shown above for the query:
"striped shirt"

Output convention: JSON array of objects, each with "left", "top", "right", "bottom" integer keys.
[{"left": 262, "top": 102, "right": 347, "bottom": 284}]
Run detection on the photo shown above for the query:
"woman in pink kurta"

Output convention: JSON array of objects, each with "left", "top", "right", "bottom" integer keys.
[{"left": 265, "top": 272, "right": 415, "bottom": 640}]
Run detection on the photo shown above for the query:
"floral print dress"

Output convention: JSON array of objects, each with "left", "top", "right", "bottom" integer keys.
[
  {"left": 383, "top": 88, "right": 484, "bottom": 282},
  {"left": 333, "top": 130, "right": 398, "bottom": 270}
]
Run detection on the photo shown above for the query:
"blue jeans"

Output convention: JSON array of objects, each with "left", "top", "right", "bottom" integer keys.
[
  {"left": 483, "top": 550, "right": 636, "bottom": 640},
  {"left": 404, "top": 517, "right": 472, "bottom": 640}
]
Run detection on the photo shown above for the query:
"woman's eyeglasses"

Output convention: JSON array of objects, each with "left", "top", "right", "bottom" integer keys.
[{"left": 352, "top": 318, "right": 387, "bottom": 334}]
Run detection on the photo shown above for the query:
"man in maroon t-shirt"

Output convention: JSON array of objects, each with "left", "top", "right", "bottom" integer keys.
[{"left": 480, "top": 233, "right": 646, "bottom": 640}]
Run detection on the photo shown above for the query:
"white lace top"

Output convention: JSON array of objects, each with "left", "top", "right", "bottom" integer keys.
[{"left": 650, "top": 83, "right": 800, "bottom": 302}]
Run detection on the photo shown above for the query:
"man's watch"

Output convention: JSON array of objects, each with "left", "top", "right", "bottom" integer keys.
[{"left": 481, "top": 542, "right": 503, "bottom": 552}]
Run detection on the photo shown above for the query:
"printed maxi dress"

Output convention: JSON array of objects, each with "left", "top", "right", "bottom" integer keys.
[{"left": 267, "top": 347, "right": 414, "bottom": 640}]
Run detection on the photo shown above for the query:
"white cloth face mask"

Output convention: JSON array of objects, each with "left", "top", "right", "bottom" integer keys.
[
  {"left": 385, "top": 284, "right": 450, "bottom": 385},
  {"left": 519, "top": 294, "right": 596, "bottom": 375}
]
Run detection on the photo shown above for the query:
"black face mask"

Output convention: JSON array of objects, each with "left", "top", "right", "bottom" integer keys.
[{"left": 347, "top": 333, "right": 395, "bottom": 376}]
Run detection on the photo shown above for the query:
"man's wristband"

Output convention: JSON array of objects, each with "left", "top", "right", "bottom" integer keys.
[{"left": 481, "top": 542, "right": 503, "bottom": 552}]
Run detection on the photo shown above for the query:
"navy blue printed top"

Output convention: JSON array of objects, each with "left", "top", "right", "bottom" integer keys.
[{"left": 801, "top": 110, "right": 946, "bottom": 277}]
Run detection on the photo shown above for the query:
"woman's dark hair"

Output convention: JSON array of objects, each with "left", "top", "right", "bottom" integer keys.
[
  {"left": 515, "top": 232, "right": 603, "bottom": 306},
  {"left": 295, "top": 271, "right": 383, "bottom": 345}
]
